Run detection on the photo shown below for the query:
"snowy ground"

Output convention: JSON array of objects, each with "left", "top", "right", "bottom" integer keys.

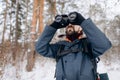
[
  {"left": 98, "top": 61, "right": 120, "bottom": 80},
  {"left": 1, "top": 57, "right": 120, "bottom": 80}
]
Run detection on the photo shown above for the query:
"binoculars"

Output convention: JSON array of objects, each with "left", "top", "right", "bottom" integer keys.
[{"left": 55, "top": 12, "right": 77, "bottom": 24}]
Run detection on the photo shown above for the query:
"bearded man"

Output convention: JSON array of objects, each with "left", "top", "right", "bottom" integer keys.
[{"left": 35, "top": 12, "right": 111, "bottom": 80}]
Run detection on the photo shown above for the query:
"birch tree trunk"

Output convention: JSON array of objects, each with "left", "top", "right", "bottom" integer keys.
[
  {"left": 0, "top": 0, "right": 8, "bottom": 76},
  {"left": 21, "top": 0, "right": 29, "bottom": 61},
  {"left": 1, "top": 0, "right": 7, "bottom": 46},
  {"left": 12, "top": 0, "right": 20, "bottom": 63}
]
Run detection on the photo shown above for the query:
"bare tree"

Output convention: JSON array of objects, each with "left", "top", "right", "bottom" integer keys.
[
  {"left": 38, "top": 0, "right": 44, "bottom": 34},
  {"left": 0, "top": 0, "right": 8, "bottom": 76},
  {"left": 26, "top": 0, "right": 45, "bottom": 72},
  {"left": 1, "top": 0, "right": 8, "bottom": 46},
  {"left": 45, "top": 0, "right": 56, "bottom": 25},
  {"left": 26, "top": 0, "right": 38, "bottom": 72},
  {"left": 12, "top": 0, "right": 20, "bottom": 62}
]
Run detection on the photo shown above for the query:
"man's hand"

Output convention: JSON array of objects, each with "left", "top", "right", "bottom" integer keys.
[
  {"left": 68, "top": 12, "right": 85, "bottom": 25},
  {"left": 50, "top": 14, "right": 69, "bottom": 29}
]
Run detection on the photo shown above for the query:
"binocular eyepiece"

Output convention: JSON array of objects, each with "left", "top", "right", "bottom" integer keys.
[{"left": 55, "top": 12, "right": 77, "bottom": 24}]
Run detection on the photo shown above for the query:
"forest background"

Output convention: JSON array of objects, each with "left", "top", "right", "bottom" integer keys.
[{"left": 0, "top": 0, "right": 120, "bottom": 80}]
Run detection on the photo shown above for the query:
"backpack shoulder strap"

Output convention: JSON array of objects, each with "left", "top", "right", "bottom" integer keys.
[
  {"left": 56, "top": 44, "right": 65, "bottom": 62},
  {"left": 82, "top": 38, "right": 100, "bottom": 61}
]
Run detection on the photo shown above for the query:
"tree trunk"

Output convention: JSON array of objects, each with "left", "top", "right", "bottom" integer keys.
[
  {"left": 38, "top": 0, "right": 44, "bottom": 34},
  {"left": 15, "top": 0, "right": 19, "bottom": 46},
  {"left": 31, "top": 0, "right": 39, "bottom": 39},
  {"left": 53, "top": 0, "right": 56, "bottom": 17},
  {"left": 1, "top": 0, "right": 8, "bottom": 51},
  {"left": 26, "top": 0, "right": 39, "bottom": 72},
  {"left": 0, "top": 0, "right": 8, "bottom": 76},
  {"left": 12, "top": 0, "right": 20, "bottom": 62},
  {"left": 21, "top": 0, "right": 29, "bottom": 61},
  {"left": 46, "top": 0, "right": 56, "bottom": 24}
]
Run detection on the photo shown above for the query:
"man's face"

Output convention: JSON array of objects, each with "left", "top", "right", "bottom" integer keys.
[{"left": 66, "top": 24, "right": 82, "bottom": 36}]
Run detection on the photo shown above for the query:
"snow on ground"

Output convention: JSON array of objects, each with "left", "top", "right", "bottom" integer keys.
[
  {"left": 1, "top": 57, "right": 120, "bottom": 80},
  {"left": 98, "top": 61, "right": 120, "bottom": 80}
]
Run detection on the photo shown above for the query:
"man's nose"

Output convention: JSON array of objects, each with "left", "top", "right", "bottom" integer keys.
[{"left": 68, "top": 24, "right": 72, "bottom": 26}]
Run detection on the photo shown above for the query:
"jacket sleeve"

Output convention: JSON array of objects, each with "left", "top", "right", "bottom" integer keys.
[
  {"left": 35, "top": 26, "right": 60, "bottom": 58},
  {"left": 81, "top": 18, "right": 112, "bottom": 57}
]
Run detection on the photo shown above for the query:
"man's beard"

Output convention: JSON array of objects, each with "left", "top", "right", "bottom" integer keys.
[{"left": 66, "top": 29, "right": 83, "bottom": 42}]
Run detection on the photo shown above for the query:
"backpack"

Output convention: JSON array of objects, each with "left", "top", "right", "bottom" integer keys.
[{"left": 55, "top": 38, "right": 109, "bottom": 80}]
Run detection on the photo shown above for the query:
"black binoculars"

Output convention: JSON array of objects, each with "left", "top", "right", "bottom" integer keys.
[{"left": 55, "top": 12, "right": 77, "bottom": 24}]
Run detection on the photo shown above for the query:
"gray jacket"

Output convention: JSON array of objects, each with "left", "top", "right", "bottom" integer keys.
[{"left": 35, "top": 18, "right": 112, "bottom": 80}]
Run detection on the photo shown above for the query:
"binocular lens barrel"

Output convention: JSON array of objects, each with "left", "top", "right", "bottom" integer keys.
[
  {"left": 69, "top": 13, "right": 77, "bottom": 21},
  {"left": 55, "top": 15, "right": 62, "bottom": 22},
  {"left": 55, "top": 13, "right": 77, "bottom": 23}
]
